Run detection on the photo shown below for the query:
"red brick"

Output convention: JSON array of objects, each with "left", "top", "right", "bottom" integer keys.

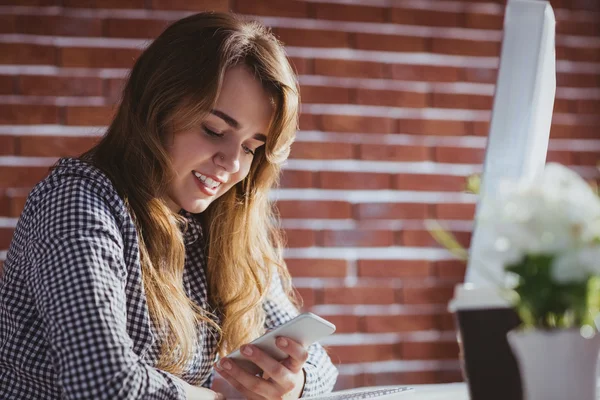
[
  {"left": 320, "top": 315, "right": 360, "bottom": 333},
  {"left": 150, "top": 0, "right": 229, "bottom": 11},
  {"left": 315, "top": 3, "right": 386, "bottom": 22},
  {"left": 364, "top": 314, "right": 439, "bottom": 333},
  {"left": 433, "top": 203, "right": 476, "bottom": 220},
  {"left": 434, "top": 260, "right": 467, "bottom": 279},
  {"left": 464, "top": 12, "right": 503, "bottom": 30},
  {"left": 439, "top": 312, "right": 457, "bottom": 331},
  {"left": 329, "top": 344, "right": 399, "bottom": 363},
  {"left": 106, "top": 78, "right": 127, "bottom": 102},
  {"left": 557, "top": 20, "right": 600, "bottom": 36},
  {"left": 289, "top": 57, "right": 312, "bottom": 75},
  {"left": 1, "top": 0, "right": 57, "bottom": 4},
  {"left": 398, "top": 119, "right": 468, "bottom": 136},
  {"left": 283, "top": 229, "right": 316, "bottom": 248},
  {"left": 19, "top": 75, "right": 103, "bottom": 97},
  {"left": 401, "top": 229, "right": 471, "bottom": 249},
  {"left": 323, "top": 286, "right": 395, "bottom": 305},
  {"left": 546, "top": 150, "right": 572, "bottom": 165},
  {"left": 390, "top": 8, "right": 461, "bottom": 27},
  {"left": 321, "top": 115, "right": 395, "bottom": 134},
  {"left": 394, "top": 173, "right": 466, "bottom": 192},
  {"left": 300, "top": 85, "right": 352, "bottom": 104},
  {"left": 0, "top": 166, "right": 50, "bottom": 189},
  {"left": 0, "top": 43, "right": 56, "bottom": 65},
  {"left": 559, "top": 46, "right": 600, "bottom": 62},
  {"left": 391, "top": 65, "right": 460, "bottom": 82},
  {"left": 105, "top": 18, "right": 170, "bottom": 39},
  {"left": 402, "top": 283, "right": 456, "bottom": 305},
  {"left": 1, "top": 105, "right": 59, "bottom": 125},
  {"left": 356, "top": 89, "right": 427, "bottom": 108},
  {"left": 276, "top": 200, "right": 352, "bottom": 219},
  {"left": 63, "top": 0, "right": 145, "bottom": 7},
  {"left": 557, "top": 72, "right": 600, "bottom": 88},
  {"left": 432, "top": 38, "right": 500, "bottom": 57},
  {"left": 572, "top": 151, "right": 600, "bottom": 166},
  {"left": 438, "top": 370, "right": 464, "bottom": 383},
  {"left": 0, "top": 136, "right": 15, "bottom": 156},
  {"left": 577, "top": 100, "right": 600, "bottom": 114},
  {"left": 553, "top": 98, "right": 575, "bottom": 113},
  {"left": 462, "top": 68, "right": 497, "bottom": 83},
  {"left": 0, "top": 75, "right": 15, "bottom": 94},
  {"left": 294, "top": 287, "right": 316, "bottom": 308},
  {"left": 471, "top": 120, "right": 490, "bottom": 136},
  {"left": 298, "top": 114, "right": 319, "bottom": 130},
  {"left": 290, "top": 142, "right": 355, "bottom": 160},
  {"left": 363, "top": 371, "right": 439, "bottom": 386},
  {"left": 234, "top": 0, "right": 309, "bottom": 18},
  {"left": 0, "top": 191, "right": 27, "bottom": 218},
  {"left": 18, "top": 136, "right": 99, "bottom": 157},
  {"left": 60, "top": 47, "right": 141, "bottom": 68},
  {"left": 0, "top": 15, "right": 17, "bottom": 34},
  {"left": 434, "top": 146, "right": 485, "bottom": 164},
  {"left": 550, "top": 124, "right": 598, "bottom": 139},
  {"left": 402, "top": 341, "right": 459, "bottom": 360},
  {"left": 285, "top": 259, "right": 348, "bottom": 278},
  {"left": 65, "top": 106, "right": 115, "bottom": 126},
  {"left": 359, "top": 144, "right": 429, "bottom": 162},
  {"left": 354, "top": 33, "right": 426, "bottom": 52},
  {"left": 355, "top": 203, "right": 429, "bottom": 220},
  {"left": 18, "top": 15, "right": 103, "bottom": 37},
  {"left": 275, "top": 28, "right": 349, "bottom": 48},
  {"left": 314, "top": 59, "right": 387, "bottom": 79},
  {"left": 431, "top": 92, "right": 494, "bottom": 110},
  {"left": 0, "top": 227, "right": 14, "bottom": 249},
  {"left": 318, "top": 229, "right": 394, "bottom": 247},
  {"left": 318, "top": 171, "right": 392, "bottom": 190},
  {"left": 357, "top": 260, "right": 432, "bottom": 278},
  {"left": 279, "top": 170, "right": 315, "bottom": 188}
]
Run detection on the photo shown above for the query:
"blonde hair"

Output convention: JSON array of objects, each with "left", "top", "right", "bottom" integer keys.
[{"left": 80, "top": 12, "right": 299, "bottom": 375}]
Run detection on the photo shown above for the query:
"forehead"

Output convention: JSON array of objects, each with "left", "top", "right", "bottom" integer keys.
[{"left": 213, "top": 65, "right": 274, "bottom": 135}]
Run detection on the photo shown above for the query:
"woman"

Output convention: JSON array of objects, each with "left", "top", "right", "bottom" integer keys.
[{"left": 0, "top": 12, "right": 338, "bottom": 400}]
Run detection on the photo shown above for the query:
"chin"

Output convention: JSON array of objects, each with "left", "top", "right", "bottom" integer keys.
[{"left": 181, "top": 199, "right": 211, "bottom": 214}]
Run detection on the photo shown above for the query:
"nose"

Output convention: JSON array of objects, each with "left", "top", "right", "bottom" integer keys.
[{"left": 214, "top": 148, "right": 241, "bottom": 174}]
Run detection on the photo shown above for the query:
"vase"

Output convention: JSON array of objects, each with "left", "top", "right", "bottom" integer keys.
[{"left": 507, "top": 328, "right": 600, "bottom": 400}]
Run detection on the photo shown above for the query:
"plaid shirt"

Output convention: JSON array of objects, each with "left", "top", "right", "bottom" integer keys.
[{"left": 0, "top": 157, "right": 338, "bottom": 399}]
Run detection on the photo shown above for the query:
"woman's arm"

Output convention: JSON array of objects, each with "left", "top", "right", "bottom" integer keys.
[
  {"left": 262, "top": 273, "right": 339, "bottom": 397},
  {"left": 25, "top": 181, "right": 186, "bottom": 400}
]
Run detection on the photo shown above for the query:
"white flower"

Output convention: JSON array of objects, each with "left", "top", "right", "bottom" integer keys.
[
  {"left": 552, "top": 247, "right": 600, "bottom": 283},
  {"left": 478, "top": 163, "right": 600, "bottom": 280}
]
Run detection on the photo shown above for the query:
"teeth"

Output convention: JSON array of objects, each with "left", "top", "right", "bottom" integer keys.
[{"left": 193, "top": 171, "right": 221, "bottom": 189}]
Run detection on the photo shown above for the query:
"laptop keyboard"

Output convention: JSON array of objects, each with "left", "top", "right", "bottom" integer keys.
[{"left": 307, "top": 387, "right": 413, "bottom": 399}]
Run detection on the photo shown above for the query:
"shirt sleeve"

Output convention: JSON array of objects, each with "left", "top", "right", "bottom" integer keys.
[
  {"left": 263, "top": 272, "right": 338, "bottom": 398},
  {"left": 24, "top": 181, "right": 186, "bottom": 400}
]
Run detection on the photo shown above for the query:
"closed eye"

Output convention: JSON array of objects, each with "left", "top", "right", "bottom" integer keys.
[{"left": 202, "top": 125, "right": 224, "bottom": 138}]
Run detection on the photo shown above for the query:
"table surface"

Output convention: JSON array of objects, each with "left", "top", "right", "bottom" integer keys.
[{"left": 328, "top": 383, "right": 468, "bottom": 399}]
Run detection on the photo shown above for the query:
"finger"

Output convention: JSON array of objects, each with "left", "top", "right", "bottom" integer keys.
[
  {"left": 238, "top": 344, "right": 297, "bottom": 393},
  {"left": 215, "top": 357, "right": 282, "bottom": 399},
  {"left": 276, "top": 337, "right": 309, "bottom": 373}
]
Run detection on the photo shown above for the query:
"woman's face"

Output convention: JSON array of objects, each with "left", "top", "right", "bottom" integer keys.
[{"left": 165, "top": 65, "right": 273, "bottom": 214}]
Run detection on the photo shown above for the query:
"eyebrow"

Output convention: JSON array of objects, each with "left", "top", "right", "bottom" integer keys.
[{"left": 210, "top": 109, "right": 267, "bottom": 143}]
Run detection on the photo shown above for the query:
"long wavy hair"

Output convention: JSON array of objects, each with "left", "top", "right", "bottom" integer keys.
[{"left": 80, "top": 12, "right": 300, "bottom": 376}]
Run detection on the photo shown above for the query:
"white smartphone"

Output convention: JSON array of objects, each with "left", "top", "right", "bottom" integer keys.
[{"left": 225, "top": 312, "right": 336, "bottom": 375}]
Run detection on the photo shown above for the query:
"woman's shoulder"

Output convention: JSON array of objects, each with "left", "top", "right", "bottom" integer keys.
[{"left": 23, "top": 157, "right": 130, "bottom": 233}]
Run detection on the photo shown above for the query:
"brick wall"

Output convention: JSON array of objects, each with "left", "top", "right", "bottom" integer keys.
[{"left": 1, "top": 0, "right": 599, "bottom": 391}]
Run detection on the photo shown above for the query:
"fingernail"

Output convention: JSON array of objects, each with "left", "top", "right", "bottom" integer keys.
[
  {"left": 278, "top": 337, "right": 288, "bottom": 347},
  {"left": 242, "top": 345, "right": 253, "bottom": 356},
  {"left": 222, "top": 360, "right": 232, "bottom": 370}
]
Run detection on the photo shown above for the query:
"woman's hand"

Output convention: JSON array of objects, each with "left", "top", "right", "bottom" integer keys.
[
  {"left": 172, "top": 375, "right": 226, "bottom": 400},
  {"left": 215, "top": 336, "right": 308, "bottom": 399}
]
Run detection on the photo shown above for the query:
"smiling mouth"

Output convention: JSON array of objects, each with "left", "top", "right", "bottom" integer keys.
[{"left": 193, "top": 171, "right": 221, "bottom": 190}]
